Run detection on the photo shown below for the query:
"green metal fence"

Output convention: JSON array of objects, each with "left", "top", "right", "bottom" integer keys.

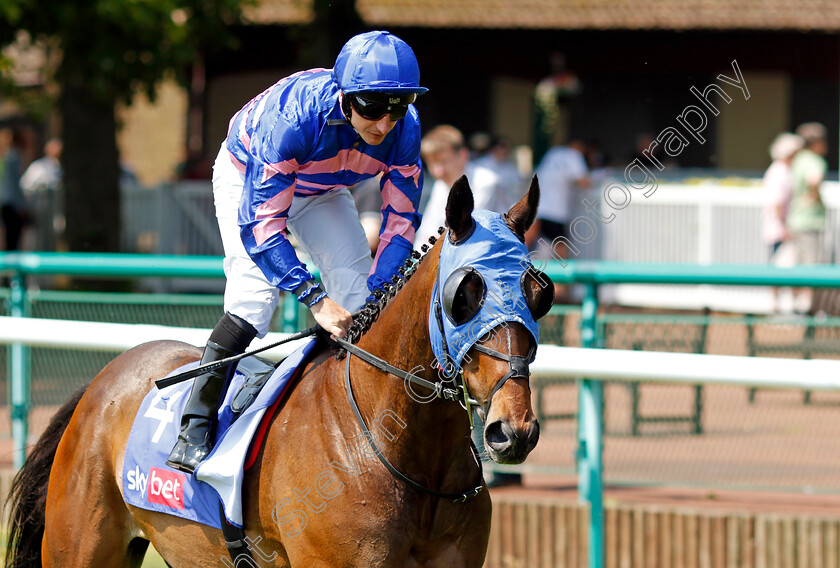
[{"left": 4, "top": 253, "right": 840, "bottom": 568}]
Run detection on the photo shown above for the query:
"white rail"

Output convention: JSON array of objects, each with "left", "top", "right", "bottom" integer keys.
[
  {"left": 3, "top": 316, "right": 840, "bottom": 391},
  {"left": 0, "top": 316, "right": 312, "bottom": 360},
  {"left": 532, "top": 344, "right": 840, "bottom": 390}
]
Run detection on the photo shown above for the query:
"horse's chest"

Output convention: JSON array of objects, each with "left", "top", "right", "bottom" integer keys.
[{"left": 395, "top": 500, "right": 491, "bottom": 566}]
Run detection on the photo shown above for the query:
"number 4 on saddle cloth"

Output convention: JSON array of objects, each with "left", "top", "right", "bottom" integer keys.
[{"left": 122, "top": 337, "right": 319, "bottom": 529}]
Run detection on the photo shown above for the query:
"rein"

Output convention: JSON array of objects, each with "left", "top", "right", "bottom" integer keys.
[
  {"left": 333, "top": 315, "right": 533, "bottom": 504},
  {"left": 334, "top": 335, "right": 484, "bottom": 503}
]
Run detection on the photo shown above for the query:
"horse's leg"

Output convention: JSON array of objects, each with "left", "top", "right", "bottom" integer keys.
[{"left": 127, "top": 538, "right": 151, "bottom": 568}]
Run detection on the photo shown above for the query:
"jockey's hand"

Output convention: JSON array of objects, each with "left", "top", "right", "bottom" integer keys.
[{"left": 310, "top": 296, "right": 353, "bottom": 338}]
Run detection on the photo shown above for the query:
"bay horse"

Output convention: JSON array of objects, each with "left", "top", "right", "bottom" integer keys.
[{"left": 6, "top": 175, "right": 548, "bottom": 567}]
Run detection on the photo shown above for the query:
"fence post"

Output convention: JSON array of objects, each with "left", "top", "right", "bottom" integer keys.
[
  {"left": 8, "top": 270, "right": 30, "bottom": 469},
  {"left": 577, "top": 282, "right": 603, "bottom": 568}
]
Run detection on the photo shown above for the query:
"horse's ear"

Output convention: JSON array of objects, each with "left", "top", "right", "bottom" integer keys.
[
  {"left": 505, "top": 174, "right": 540, "bottom": 241},
  {"left": 446, "top": 175, "right": 475, "bottom": 242}
]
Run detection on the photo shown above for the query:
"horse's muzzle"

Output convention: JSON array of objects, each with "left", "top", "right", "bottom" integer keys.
[{"left": 484, "top": 418, "right": 540, "bottom": 464}]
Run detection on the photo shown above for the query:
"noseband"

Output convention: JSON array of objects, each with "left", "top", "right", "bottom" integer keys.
[{"left": 433, "top": 299, "right": 534, "bottom": 424}]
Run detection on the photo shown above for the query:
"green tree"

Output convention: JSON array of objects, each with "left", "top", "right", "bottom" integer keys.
[{"left": 0, "top": 0, "right": 246, "bottom": 252}]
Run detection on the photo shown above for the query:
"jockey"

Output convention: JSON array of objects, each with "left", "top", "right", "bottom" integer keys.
[{"left": 166, "top": 30, "right": 427, "bottom": 474}]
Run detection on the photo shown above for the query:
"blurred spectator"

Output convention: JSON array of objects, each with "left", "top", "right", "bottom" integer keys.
[
  {"left": 533, "top": 139, "right": 590, "bottom": 258},
  {"left": 120, "top": 163, "right": 140, "bottom": 188},
  {"left": 788, "top": 122, "right": 829, "bottom": 312},
  {"left": 473, "top": 135, "right": 525, "bottom": 211},
  {"left": 468, "top": 131, "right": 493, "bottom": 160},
  {"left": 21, "top": 137, "right": 64, "bottom": 251},
  {"left": 21, "top": 138, "right": 62, "bottom": 194},
  {"left": 414, "top": 125, "right": 503, "bottom": 247},
  {"left": 761, "top": 132, "right": 803, "bottom": 313},
  {"left": 762, "top": 133, "right": 802, "bottom": 262},
  {"left": 0, "top": 127, "right": 30, "bottom": 251}
]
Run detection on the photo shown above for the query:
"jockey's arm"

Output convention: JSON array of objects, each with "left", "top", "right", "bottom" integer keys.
[
  {"left": 368, "top": 161, "right": 423, "bottom": 297},
  {"left": 238, "top": 144, "right": 352, "bottom": 337}
]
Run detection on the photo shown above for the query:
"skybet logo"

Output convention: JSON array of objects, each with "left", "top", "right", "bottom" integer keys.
[
  {"left": 127, "top": 465, "right": 186, "bottom": 510},
  {"left": 147, "top": 467, "right": 185, "bottom": 509}
]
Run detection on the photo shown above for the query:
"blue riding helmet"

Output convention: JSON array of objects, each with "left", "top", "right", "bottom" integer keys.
[{"left": 333, "top": 30, "right": 429, "bottom": 95}]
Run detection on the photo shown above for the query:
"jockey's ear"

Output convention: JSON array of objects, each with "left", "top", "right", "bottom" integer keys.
[
  {"left": 505, "top": 174, "right": 540, "bottom": 241},
  {"left": 445, "top": 175, "right": 475, "bottom": 243}
]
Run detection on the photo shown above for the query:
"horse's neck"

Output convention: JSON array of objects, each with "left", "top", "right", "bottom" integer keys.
[{"left": 351, "top": 246, "right": 475, "bottom": 479}]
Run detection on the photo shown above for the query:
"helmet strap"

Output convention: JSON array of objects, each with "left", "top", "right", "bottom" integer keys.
[{"left": 327, "top": 93, "right": 353, "bottom": 127}]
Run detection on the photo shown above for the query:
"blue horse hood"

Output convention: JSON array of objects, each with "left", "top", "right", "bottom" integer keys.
[{"left": 428, "top": 210, "right": 540, "bottom": 370}]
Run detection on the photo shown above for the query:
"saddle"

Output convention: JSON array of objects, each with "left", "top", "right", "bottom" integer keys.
[
  {"left": 229, "top": 355, "right": 278, "bottom": 416},
  {"left": 121, "top": 337, "right": 320, "bottom": 534}
]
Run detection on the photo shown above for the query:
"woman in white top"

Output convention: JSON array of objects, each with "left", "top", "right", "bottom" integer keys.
[
  {"left": 762, "top": 132, "right": 804, "bottom": 261},
  {"left": 762, "top": 132, "right": 804, "bottom": 313}
]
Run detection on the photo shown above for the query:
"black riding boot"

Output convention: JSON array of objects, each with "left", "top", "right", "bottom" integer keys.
[{"left": 166, "top": 313, "right": 257, "bottom": 474}]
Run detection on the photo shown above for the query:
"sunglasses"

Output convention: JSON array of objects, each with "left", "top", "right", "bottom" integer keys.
[
  {"left": 442, "top": 265, "right": 554, "bottom": 326},
  {"left": 349, "top": 93, "right": 416, "bottom": 121}
]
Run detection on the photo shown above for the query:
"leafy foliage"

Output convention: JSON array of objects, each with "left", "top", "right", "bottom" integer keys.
[
  {"left": 0, "top": 0, "right": 249, "bottom": 252},
  {"left": 1, "top": 0, "right": 247, "bottom": 105}
]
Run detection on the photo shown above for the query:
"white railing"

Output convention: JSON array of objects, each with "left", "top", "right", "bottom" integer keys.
[
  {"left": 532, "top": 343, "right": 840, "bottom": 389},
  {"left": 4, "top": 317, "right": 840, "bottom": 568},
  {"left": 9, "top": 316, "right": 840, "bottom": 388},
  {"left": 0, "top": 316, "right": 309, "bottom": 360},
  {"left": 119, "top": 179, "right": 840, "bottom": 263}
]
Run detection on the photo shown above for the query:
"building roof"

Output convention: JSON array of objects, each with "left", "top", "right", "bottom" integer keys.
[
  {"left": 243, "top": 0, "right": 314, "bottom": 25},
  {"left": 247, "top": 0, "right": 840, "bottom": 32}
]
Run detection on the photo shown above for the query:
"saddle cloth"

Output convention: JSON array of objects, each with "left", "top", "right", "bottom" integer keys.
[{"left": 121, "top": 337, "right": 319, "bottom": 528}]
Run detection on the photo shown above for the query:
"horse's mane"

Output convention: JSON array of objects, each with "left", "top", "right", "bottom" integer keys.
[{"left": 339, "top": 227, "right": 443, "bottom": 355}]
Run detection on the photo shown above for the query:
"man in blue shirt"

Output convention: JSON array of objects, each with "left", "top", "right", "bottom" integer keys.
[{"left": 167, "top": 31, "right": 427, "bottom": 473}]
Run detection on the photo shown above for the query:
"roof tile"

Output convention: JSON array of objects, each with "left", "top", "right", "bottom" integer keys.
[{"left": 250, "top": 0, "right": 840, "bottom": 31}]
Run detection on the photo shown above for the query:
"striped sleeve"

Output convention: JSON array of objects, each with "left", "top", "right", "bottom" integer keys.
[
  {"left": 368, "top": 116, "right": 423, "bottom": 292},
  {"left": 238, "top": 110, "right": 316, "bottom": 293}
]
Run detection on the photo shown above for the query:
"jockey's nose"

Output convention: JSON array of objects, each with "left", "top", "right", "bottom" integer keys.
[{"left": 374, "top": 115, "right": 394, "bottom": 133}]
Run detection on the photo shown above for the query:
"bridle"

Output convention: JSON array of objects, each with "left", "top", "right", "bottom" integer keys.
[
  {"left": 335, "top": 335, "right": 483, "bottom": 502},
  {"left": 333, "top": 286, "right": 536, "bottom": 504},
  {"left": 432, "top": 299, "right": 535, "bottom": 427},
  {"left": 334, "top": 318, "right": 532, "bottom": 503},
  {"left": 333, "top": 225, "right": 547, "bottom": 503}
]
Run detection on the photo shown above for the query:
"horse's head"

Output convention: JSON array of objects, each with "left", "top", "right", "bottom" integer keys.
[{"left": 429, "top": 175, "right": 551, "bottom": 465}]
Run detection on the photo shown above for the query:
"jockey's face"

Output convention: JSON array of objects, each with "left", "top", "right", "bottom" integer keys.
[{"left": 350, "top": 112, "right": 398, "bottom": 146}]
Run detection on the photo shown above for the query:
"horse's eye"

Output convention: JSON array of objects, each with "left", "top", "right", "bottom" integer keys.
[
  {"left": 521, "top": 267, "right": 554, "bottom": 320},
  {"left": 442, "top": 266, "right": 486, "bottom": 326}
]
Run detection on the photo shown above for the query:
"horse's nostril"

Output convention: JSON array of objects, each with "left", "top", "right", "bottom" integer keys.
[
  {"left": 526, "top": 420, "right": 540, "bottom": 451},
  {"left": 484, "top": 420, "right": 511, "bottom": 448}
]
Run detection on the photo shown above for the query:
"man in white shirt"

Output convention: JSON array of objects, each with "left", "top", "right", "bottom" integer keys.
[
  {"left": 21, "top": 138, "right": 63, "bottom": 251},
  {"left": 533, "top": 140, "right": 590, "bottom": 259},
  {"left": 473, "top": 135, "right": 524, "bottom": 213},
  {"left": 415, "top": 125, "right": 503, "bottom": 247}
]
